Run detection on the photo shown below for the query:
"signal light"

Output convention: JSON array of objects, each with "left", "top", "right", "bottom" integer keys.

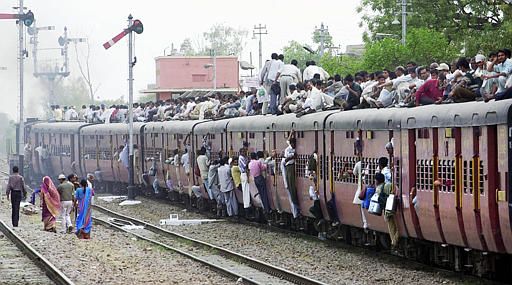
[
  {"left": 22, "top": 10, "right": 34, "bottom": 26},
  {"left": 130, "top": 20, "right": 143, "bottom": 34}
]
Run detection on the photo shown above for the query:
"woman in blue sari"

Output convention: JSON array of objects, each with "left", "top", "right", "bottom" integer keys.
[{"left": 75, "top": 179, "right": 92, "bottom": 239}]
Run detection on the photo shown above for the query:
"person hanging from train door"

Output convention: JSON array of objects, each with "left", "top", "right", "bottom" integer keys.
[
  {"left": 377, "top": 156, "right": 392, "bottom": 183},
  {"left": 374, "top": 172, "right": 399, "bottom": 252},
  {"left": 181, "top": 135, "right": 192, "bottom": 197},
  {"left": 197, "top": 147, "right": 213, "bottom": 203},
  {"left": 307, "top": 150, "right": 327, "bottom": 240},
  {"left": 173, "top": 149, "right": 182, "bottom": 190},
  {"left": 208, "top": 159, "right": 224, "bottom": 217},
  {"left": 283, "top": 130, "right": 303, "bottom": 218},
  {"left": 238, "top": 148, "right": 253, "bottom": 218},
  {"left": 249, "top": 151, "right": 271, "bottom": 223},
  {"left": 218, "top": 156, "right": 239, "bottom": 218}
]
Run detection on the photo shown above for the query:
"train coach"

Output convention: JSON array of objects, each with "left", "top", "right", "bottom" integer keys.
[{"left": 25, "top": 100, "right": 512, "bottom": 278}]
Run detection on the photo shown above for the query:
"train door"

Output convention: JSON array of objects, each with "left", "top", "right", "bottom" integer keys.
[
  {"left": 499, "top": 119, "right": 512, "bottom": 253},
  {"left": 481, "top": 124, "right": 507, "bottom": 253}
]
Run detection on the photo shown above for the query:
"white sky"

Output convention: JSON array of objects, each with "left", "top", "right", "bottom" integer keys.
[{"left": 0, "top": 0, "right": 364, "bottom": 120}]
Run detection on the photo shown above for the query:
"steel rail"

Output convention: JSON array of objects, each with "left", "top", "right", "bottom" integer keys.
[
  {"left": 93, "top": 217, "right": 261, "bottom": 285},
  {"left": 0, "top": 220, "right": 75, "bottom": 285},
  {"left": 93, "top": 204, "right": 327, "bottom": 285}
]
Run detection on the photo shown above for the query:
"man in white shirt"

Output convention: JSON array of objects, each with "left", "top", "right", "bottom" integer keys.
[
  {"left": 64, "top": 106, "right": 79, "bottom": 120},
  {"left": 303, "top": 61, "right": 329, "bottom": 81},
  {"left": 274, "top": 59, "right": 302, "bottom": 106},
  {"left": 283, "top": 131, "right": 302, "bottom": 218},
  {"left": 267, "top": 54, "right": 284, "bottom": 114}
]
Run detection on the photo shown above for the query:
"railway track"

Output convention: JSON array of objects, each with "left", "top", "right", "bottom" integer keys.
[
  {"left": 0, "top": 220, "right": 74, "bottom": 285},
  {"left": 92, "top": 204, "right": 327, "bottom": 285}
]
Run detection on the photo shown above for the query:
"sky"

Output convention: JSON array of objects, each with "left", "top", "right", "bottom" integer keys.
[{"left": 0, "top": 0, "right": 365, "bottom": 120}]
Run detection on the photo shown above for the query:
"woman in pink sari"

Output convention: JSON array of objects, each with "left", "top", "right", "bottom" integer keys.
[{"left": 40, "top": 176, "right": 61, "bottom": 232}]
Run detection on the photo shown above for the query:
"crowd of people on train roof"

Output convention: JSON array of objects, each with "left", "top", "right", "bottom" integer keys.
[{"left": 49, "top": 49, "right": 512, "bottom": 123}]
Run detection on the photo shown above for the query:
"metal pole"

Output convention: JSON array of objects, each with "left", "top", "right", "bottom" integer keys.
[
  {"left": 127, "top": 14, "right": 135, "bottom": 199},
  {"left": 320, "top": 23, "right": 325, "bottom": 58},
  {"left": 253, "top": 24, "right": 267, "bottom": 71},
  {"left": 258, "top": 32, "right": 262, "bottom": 71},
  {"left": 63, "top": 27, "right": 69, "bottom": 75},
  {"left": 212, "top": 49, "right": 216, "bottom": 90},
  {"left": 401, "top": 0, "right": 406, "bottom": 44},
  {"left": 18, "top": 0, "right": 24, "bottom": 176}
]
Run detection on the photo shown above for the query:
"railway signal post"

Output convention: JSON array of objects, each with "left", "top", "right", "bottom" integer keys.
[
  {"left": 0, "top": 0, "right": 35, "bottom": 176},
  {"left": 103, "top": 14, "right": 143, "bottom": 200}
]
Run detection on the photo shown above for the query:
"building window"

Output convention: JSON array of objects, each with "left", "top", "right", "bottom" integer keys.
[{"left": 192, "top": 74, "right": 206, "bottom": 82}]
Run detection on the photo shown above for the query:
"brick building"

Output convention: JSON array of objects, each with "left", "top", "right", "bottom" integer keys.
[{"left": 141, "top": 56, "right": 239, "bottom": 101}]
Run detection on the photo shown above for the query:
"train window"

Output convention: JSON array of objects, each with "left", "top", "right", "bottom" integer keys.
[
  {"left": 445, "top": 128, "right": 454, "bottom": 138},
  {"left": 366, "top": 131, "right": 373, "bottom": 139},
  {"left": 249, "top": 133, "right": 255, "bottom": 139},
  {"left": 345, "top": 131, "right": 350, "bottom": 138},
  {"left": 211, "top": 134, "right": 216, "bottom": 140},
  {"left": 464, "top": 160, "right": 469, "bottom": 194},
  {"left": 239, "top": 132, "right": 244, "bottom": 139},
  {"left": 295, "top": 154, "right": 308, "bottom": 179},
  {"left": 418, "top": 129, "right": 430, "bottom": 139},
  {"left": 332, "top": 156, "right": 357, "bottom": 184},
  {"left": 470, "top": 160, "right": 485, "bottom": 195}
]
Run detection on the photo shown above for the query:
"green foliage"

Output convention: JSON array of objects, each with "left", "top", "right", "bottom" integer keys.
[
  {"left": 137, "top": 93, "right": 156, "bottom": 103},
  {"left": 178, "top": 24, "right": 248, "bottom": 57},
  {"left": 282, "top": 40, "right": 320, "bottom": 70},
  {"left": 315, "top": 28, "right": 458, "bottom": 76},
  {"left": 363, "top": 28, "right": 459, "bottom": 71},
  {"left": 358, "top": 0, "right": 511, "bottom": 56},
  {"left": 319, "top": 54, "right": 364, "bottom": 77},
  {"left": 51, "top": 77, "right": 90, "bottom": 108},
  {"left": 202, "top": 23, "right": 248, "bottom": 56},
  {"left": 179, "top": 38, "right": 195, "bottom": 56}
]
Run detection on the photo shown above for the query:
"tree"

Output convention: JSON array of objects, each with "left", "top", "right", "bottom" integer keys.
[
  {"left": 282, "top": 40, "right": 320, "bottom": 70},
  {"left": 202, "top": 23, "right": 248, "bottom": 56},
  {"left": 358, "top": 0, "right": 511, "bottom": 56},
  {"left": 363, "top": 28, "right": 459, "bottom": 71},
  {"left": 179, "top": 38, "right": 195, "bottom": 56},
  {"left": 74, "top": 40, "right": 100, "bottom": 104},
  {"left": 319, "top": 54, "right": 364, "bottom": 78},
  {"left": 51, "top": 77, "right": 90, "bottom": 108}
]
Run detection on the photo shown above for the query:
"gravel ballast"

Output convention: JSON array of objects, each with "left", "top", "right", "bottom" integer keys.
[
  {"left": 0, "top": 198, "right": 233, "bottom": 285},
  {"left": 95, "top": 195, "right": 493, "bottom": 285}
]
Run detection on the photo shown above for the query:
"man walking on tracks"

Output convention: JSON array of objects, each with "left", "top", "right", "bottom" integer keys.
[
  {"left": 57, "top": 174, "right": 75, "bottom": 233},
  {"left": 6, "top": 166, "right": 27, "bottom": 227}
]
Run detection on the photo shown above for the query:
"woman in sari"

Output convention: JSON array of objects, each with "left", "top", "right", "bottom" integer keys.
[
  {"left": 40, "top": 176, "right": 61, "bottom": 232},
  {"left": 75, "top": 179, "right": 92, "bottom": 239}
]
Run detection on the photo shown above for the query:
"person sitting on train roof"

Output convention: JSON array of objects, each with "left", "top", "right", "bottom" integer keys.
[
  {"left": 338, "top": 74, "right": 362, "bottom": 111},
  {"left": 413, "top": 73, "right": 447, "bottom": 107},
  {"left": 440, "top": 58, "right": 480, "bottom": 104},
  {"left": 482, "top": 48, "right": 512, "bottom": 97}
]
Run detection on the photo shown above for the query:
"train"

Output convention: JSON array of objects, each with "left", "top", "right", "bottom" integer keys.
[{"left": 24, "top": 100, "right": 512, "bottom": 279}]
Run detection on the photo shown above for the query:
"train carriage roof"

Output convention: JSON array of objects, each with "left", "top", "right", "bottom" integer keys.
[
  {"left": 194, "top": 119, "right": 229, "bottom": 135},
  {"left": 80, "top": 122, "right": 146, "bottom": 135},
  {"left": 227, "top": 111, "right": 336, "bottom": 132},
  {"left": 326, "top": 108, "right": 400, "bottom": 131},
  {"left": 30, "top": 121, "right": 90, "bottom": 134},
  {"left": 401, "top": 100, "right": 512, "bottom": 129},
  {"left": 144, "top": 120, "right": 208, "bottom": 134}
]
